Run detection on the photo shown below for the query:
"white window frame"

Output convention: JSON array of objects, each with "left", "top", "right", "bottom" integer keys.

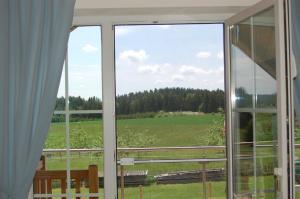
[
  {"left": 35, "top": 3, "right": 293, "bottom": 198},
  {"left": 33, "top": 26, "right": 104, "bottom": 199},
  {"left": 225, "top": 0, "right": 292, "bottom": 198},
  {"left": 72, "top": 13, "right": 229, "bottom": 199}
]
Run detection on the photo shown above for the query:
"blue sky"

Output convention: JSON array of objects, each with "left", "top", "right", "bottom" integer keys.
[{"left": 57, "top": 24, "right": 225, "bottom": 99}]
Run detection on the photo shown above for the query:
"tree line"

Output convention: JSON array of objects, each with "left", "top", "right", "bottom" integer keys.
[
  {"left": 53, "top": 88, "right": 224, "bottom": 121},
  {"left": 116, "top": 88, "right": 224, "bottom": 114}
]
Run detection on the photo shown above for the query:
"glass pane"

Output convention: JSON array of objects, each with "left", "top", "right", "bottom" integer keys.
[
  {"left": 68, "top": 26, "right": 102, "bottom": 110},
  {"left": 231, "top": 18, "right": 254, "bottom": 108},
  {"left": 118, "top": 162, "right": 226, "bottom": 199},
  {"left": 231, "top": 6, "right": 278, "bottom": 199},
  {"left": 69, "top": 114, "right": 103, "bottom": 197},
  {"left": 45, "top": 114, "right": 67, "bottom": 168},
  {"left": 233, "top": 112, "right": 254, "bottom": 197},
  {"left": 115, "top": 24, "right": 226, "bottom": 199},
  {"left": 36, "top": 26, "right": 103, "bottom": 199},
  {"left": 296, "top": 123, "right": 300, "bottom": 189},
  {"left": 253, "top": 7, "right": 277, "bottom": 108},
  {"left": 255, "top": 113, "right": 277, "bottom": 198},
  {"left": 33, "top": 115, "right": 67, "bottom": 197},
  {"left": 55, "top": 66, "right": 66, "bottom": 111}
]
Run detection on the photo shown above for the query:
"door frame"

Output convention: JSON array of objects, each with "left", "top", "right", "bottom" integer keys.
[{"left": 224, "top": 0, "right": 290, "bottom": 198}]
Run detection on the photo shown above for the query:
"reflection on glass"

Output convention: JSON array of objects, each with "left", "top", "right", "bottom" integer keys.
[
  {"left": 233, "top": 112, "right": 254, "bottom": 197},
  {"left": 231, "top": 18, "right": 254, "bottom": 108},
  {"left": 255, "top": 65, "right": 276, "bottom": 108},
  {"left": 253, "top": 7, "right": 276, "bottom": 108},
  {"left": 255, "top": 113, "right": 277, "bottom": 198},
  {"left": 231, "top": 6, "right": 278, "bottom": 198}
]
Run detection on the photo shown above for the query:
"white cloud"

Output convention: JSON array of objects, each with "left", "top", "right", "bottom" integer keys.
[
  {"left": 179, "top": 65, "right": 223, "bottom": 76},
  {"left": 179, "top": 65, "right": 207, "bottom": 75},
  {"left": 154, "top": 78, "right": 176, "bottom": 85},
  {"left": 137, "top": 63, "right": 171, "bottom": 75},
  {"left": 172, "top": 74, "right": 185, "bottom": 82},
  {"left": 115, "top": 27, "right": 131, "bottom": 36},
  {"left": 82, "top": 44, "right": 98, "bottom": 53},
  {"left": 137, "top": 65, "right": 161, "bottom": 74},
  {"left": 179, "top": 65, "right": 198, "bottom": 75},
  {"left": 155, "top": 79, "right": 169, "bottom": 85},
  {"left": 217, "top": 51, "right": 224, "bottom": 59},
  {"left": 196, "top": 51, "right": 211, "bottom": 59},
  {"left": 119, "top": 50, "right": 149, "bottom": 63}
]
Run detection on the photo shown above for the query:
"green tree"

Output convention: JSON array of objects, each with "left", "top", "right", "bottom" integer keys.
[{"left": 204, "top": 114, "right": 225, "bottom": 146}]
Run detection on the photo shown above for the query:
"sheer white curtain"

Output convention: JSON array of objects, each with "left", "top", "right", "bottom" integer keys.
[
  {"left": 0, "top": 0, "right": 75, "bottom": 198},
  {"left": 292, "top": 0, "right": 300, "bottom": 122}
]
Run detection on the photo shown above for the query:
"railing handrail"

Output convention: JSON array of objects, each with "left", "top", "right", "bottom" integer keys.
[
  {"left": 117, "top": 158, "right": 227, "bottom": 164},
  {"left": 42, "top": 146, "right": 226, "bottom": 153},
  {"left": 43, "top": 142, "right": 295, "bottom": 154}
]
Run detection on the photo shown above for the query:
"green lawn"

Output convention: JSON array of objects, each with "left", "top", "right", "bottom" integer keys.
[
  {"left": 116, "top": 113, "right": 223, "bottom": 147},
  {"left": 51, "top": 182, "right": 226, "bottom": 199},
  {"left": 50, "top": 179, "right": 278, "bottom": 199},
  {"left": 46, "top": 113, "right": 224, "bottom": 149},
  {"left": 42, "top": 113, "right": 283, "bottom": 198},
  {"left": 119, "top": 182, "right": 226, "bottom": 199},
  {"left": 43, "top": 114, "right": 227, "bottom": 198},
  {"left": 45, "top": 113, "right": 225, "bottom": 173}
]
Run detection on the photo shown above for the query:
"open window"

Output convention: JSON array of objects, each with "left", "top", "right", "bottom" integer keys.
[
  {"left": 225, "top": 0, "right": 291, "bottom": 198},
  {"left": 32, "top": 0, "right": 293, "bottom": 198}
]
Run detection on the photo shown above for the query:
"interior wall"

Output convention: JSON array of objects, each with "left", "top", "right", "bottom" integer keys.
[
  {"left": 75, "top": 0, "right": 260, "bottom": 9},
  {"left": 73, "top": 0, "right": 261, "bottom": 24}
]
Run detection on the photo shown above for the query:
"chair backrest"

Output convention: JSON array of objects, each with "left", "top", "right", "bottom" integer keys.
[{"left": 33, "top": 165, "right": 99, "bottom": 199}]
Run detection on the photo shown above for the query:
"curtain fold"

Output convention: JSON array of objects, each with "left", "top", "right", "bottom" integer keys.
[
  {"left": 0, "top": 0, "right": 75, "bottom": 198},
  {"left": 292, "top": 0, "right": 300, "bottom": 122}
]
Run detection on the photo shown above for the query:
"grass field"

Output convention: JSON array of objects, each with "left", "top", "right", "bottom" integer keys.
[
  {"left": 119, "top": 182, "right": 227, "bottom": 199},
  {"left": 42, "top": 113, "right": 283, "bottom": 198},
  {"left": 45, "top": 113, "right": 226, "bottom": 170},
  {"left": 43, "top": 113, "right": 227, "bottom": 198},
  {"left": 51, "top": 182, "right": 226, "bottom": 199},
  {"left": 46, "top": 113, "right": 224, "bottom": 148}
]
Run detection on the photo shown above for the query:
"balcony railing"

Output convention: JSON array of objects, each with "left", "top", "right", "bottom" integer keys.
[{"left": 36, "top": 143, "right": 300, "bottom": 198}]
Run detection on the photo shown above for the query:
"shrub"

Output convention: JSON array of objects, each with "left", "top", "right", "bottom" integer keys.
[{"left": 204, "top": 114, "right": 225, "bottom": 146}]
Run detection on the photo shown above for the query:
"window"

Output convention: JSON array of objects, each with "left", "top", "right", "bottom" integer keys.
[
  {"left": 34, "top": 26, "right": 103, "bottom": 199},
  {"left": 115, "top": 24, "right": 226, "bottom": 199}
]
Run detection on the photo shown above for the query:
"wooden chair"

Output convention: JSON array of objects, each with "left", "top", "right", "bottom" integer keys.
[{"left": 33, "top": 164, "right": 99, "bottom": 199}]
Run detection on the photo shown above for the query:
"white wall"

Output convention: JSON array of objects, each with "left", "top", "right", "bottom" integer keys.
[{"left": 73, "top": 0, "right": 261, "bottom": 22}]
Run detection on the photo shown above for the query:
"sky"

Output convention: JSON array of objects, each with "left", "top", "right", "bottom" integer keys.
[{"left": 57, "top": 24, "right": 225, "bottom": 99}]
